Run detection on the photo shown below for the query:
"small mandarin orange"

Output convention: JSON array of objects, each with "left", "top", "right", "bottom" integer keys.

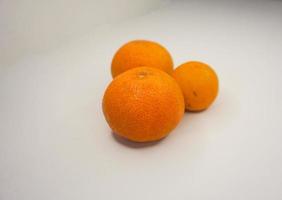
[
  {"left": 111, "top": 40, "right": 173, "bottom": 78},
  {"left": 103, "top": 67, "right": 184, "bottom": 142},
  {"left": 172, "top": 61, "right": 219, "bottom": 111}
]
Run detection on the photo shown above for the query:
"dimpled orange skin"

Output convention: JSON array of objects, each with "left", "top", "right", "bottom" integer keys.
[
  {"left": 172, "top": 61, "right": 219, "bottom": 111},
  {"left": 103, "top": 67, "right": 184, "bottom": 142},
  {"left": 111, "top": 40, "right": 173, "bottom": 78}
]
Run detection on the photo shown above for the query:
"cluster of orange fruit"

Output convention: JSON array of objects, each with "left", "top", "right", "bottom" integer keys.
[{"left": 103, "top": 40, "right": 219, "bottom": 142}]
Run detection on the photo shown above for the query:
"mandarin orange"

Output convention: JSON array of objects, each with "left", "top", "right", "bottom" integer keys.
[
  {"left": 103, "top": 67, "right": 184, "bottom": 142},
  {"left": 172, "top": 61, "right": 219, "bottom": 111},
  {"left": 111, "top": 40, "right": 173, "bottom": 78}
]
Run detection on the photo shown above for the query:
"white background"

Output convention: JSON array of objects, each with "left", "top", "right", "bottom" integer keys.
[{"left": 1, "top": 0, "right": 282, "bottom": 199}]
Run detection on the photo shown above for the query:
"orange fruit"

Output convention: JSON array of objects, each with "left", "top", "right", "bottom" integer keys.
[
  {"left": 103, "top": 67, "right": 184, "bottom": 142},
  {"left": 172, "top": 61, "right": 219, "bottom": 111},
  {"left": 111, "top": 40, "right": 173, "bottom": 78}
]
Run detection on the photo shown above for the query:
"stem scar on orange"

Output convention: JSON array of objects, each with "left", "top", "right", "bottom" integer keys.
[
  {"left": 111, "top": 40, "right": 173, "bottom": 78},
  {"left": 103, "top": 67, "right": 185, "bottom": 142},
  {"left": 172, "top": 61, "right": 219, "bottom": 111}
]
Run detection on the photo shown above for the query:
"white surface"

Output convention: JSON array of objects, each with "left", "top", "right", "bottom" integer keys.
[
  {"left": 0, "top": 0, "right": 165, "bottom": 65},
  {"left": 1, "top": 0, "right": 282, "bottom": 199}
]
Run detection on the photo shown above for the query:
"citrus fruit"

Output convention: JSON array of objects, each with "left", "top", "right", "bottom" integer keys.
[
  {"left": 103, "top": 67, "right": 184, "bottom": 142},
  {"left": 111, "top": 40, "right": 173, "bottom": 78},
  {"left": 172, "top": 61, "right": 219, "bottom": 111}
]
